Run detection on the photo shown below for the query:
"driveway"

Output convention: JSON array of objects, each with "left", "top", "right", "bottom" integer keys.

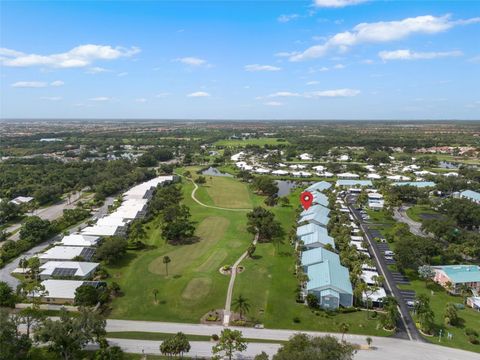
[{"left": 392, "top": 206, "right": 430, "bottom": 238}]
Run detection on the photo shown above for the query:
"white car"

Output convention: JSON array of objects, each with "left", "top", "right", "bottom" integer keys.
[
  {"left": 384, "top": 250, "right": 394, "bottom": 256},
  {"left": 385, "top": 256, "right": 394, "bottom": 261}
]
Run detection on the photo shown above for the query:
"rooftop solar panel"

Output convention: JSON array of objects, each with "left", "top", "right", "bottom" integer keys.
[
  {"left": 52, "top": 268, "right": 77, "bottom": 277},
  {"left": 80, "top": 247, "right": 96, "bottom": 260}
]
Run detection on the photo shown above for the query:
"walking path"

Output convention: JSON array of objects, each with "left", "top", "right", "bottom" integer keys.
[
  {"left": 223, "top": 232, "right": 259, "bottom": 326},
  {"left": 181, "top": 174, "right": 252, "bottom": 212},
  {"left": 180, "top": 174, "right": 258, "bottom": 326}
]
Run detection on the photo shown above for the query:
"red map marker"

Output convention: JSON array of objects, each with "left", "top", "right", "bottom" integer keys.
[{"left": 300, "top": 191, "right": 314, "bottom": 210}]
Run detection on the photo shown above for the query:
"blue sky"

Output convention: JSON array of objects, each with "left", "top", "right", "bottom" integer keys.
[{"left": 1, "top": 0, "right": 479, "bottom": 120}]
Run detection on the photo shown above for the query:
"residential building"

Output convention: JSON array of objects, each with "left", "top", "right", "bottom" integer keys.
[
  {"left": 58, "top": 234, "right": 100, "bottom": 247},
  {"left": 39, "top": 261, "right": 99, "bottom": 280},
  {"left": 433, "top": 265, "right": 480, "bottom": 294},
  {"left": 38, "top": 246, "right": 95, "bottom": 264},
  {"left": 28, "top": 280, "right": 105, "bottom": 305}
]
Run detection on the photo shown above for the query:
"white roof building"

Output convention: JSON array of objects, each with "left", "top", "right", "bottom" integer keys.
[
  {"left": 361, "top": 270, "right": 380, "bottom": 285},
  {"left": 292, "top": 171, "right": 312, "bottom": 178},
  {"left": 299, "top": 153, "right": 313, "bottom": 161},
  {"left": 338, "top": 155, "right": 350, "bottom": 161},
  {"left": 39, "top": 261, "right": 99, "bottom": 280},
  {"left": 312, "top": 165, "right": 325, "bottom": 172},
  {"left": 254, "top": 168, "right": 270, "bottom": 174},
  {"left": 387, "top": 175, "right": 410, "bottom": 181},
  {"left": 337, "top": 172, "right": 360, "bottom": 179},
  {"left": 367, "top": 173, "right": 382, "bottom": 179},
  {"left": 10, "top": 196, "right": 34, "bottom": 205},
  {"left": 230, "top": 152, "right": 245, "bottom": 161},
  {"left": 59, "top": 234, "right": 100, "bottom": 247},
  {"left": 38, "top": 246, "right": 95, "bottom": 264},
  {"left": 271, "top": 169, "right": 289, "bottom": 176}
]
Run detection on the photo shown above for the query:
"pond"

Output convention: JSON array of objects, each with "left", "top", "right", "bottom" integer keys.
[
  {"left": 276, "top": 180, "right": 310, "bottom": 197},
  {"left": 201, "top": 167, "right": 233, "bottom": 177}
]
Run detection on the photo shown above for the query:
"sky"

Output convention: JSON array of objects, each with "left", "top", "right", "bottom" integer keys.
[{"left": 1, "top": 0, "right": 479, "bottom": 120}]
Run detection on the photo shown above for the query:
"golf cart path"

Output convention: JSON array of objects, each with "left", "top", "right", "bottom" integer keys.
[{"left": 180, "top": 174, "right": 257, "bottom": 325}]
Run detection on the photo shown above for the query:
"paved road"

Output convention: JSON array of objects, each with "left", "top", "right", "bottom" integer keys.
[
  {"left": 0, "top": 197, "right": 113, "bottom": 288},
  {"left": 3, "top": 191, "right": 92, "bottom": 242},
  {"left": 102, "top": 319, "right": 480, "bottom": 359},
  {"left": 346, "top": 199, "right": 422, "bottom": 342},
  {"left": 393, "top": 206, "right": 429, "bottom": 237}
]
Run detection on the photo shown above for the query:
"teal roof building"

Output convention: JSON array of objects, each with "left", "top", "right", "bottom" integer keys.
[
  {"left": 306, "top": 181, "right": 332, "bottom": 193},
  {"left": 393, "top": 181, "right": 435, "bottom": 188}
]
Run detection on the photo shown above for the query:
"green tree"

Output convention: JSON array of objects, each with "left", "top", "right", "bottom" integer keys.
[
  {"left": 19, "top": 216, "right": 52, "bottom": 242},
  {"left": 252, "top": 176, "right": 278, "bottom": 197},
  {"left": 212, "top": 329, "right": 247, "bottom": 360},
  {"left": 94, "top": 345, "right": 125, "bottom": 360},
  {"left": 306, "top": 293, "right": 319, "bottom": 309},
  {"left": 232, "top": 294, "right": 251, "bottom": 321},
  {"left": 0, "top": 309, "right": 31, "bottom": 360},
  {"left": 17, "top": 307, "right": 45, "bottom": 337},
  {"left": 74, "top": 285, "right": 101, "bottom": 306},
  {"left": 35, "top": 308, "right": 106, "bottom": 360},
  {"left": 163, "top": 255, "right": 171, "bottom": 276},
  {"left": 418, "top": 265, "right": 435, "bottom": 286},
  {"left": 153, "top": 288, "right": 159, "bottom": 303},
  {"left": 379, "top": 296, "right": 399, "bottom": 331},
  {"left": 0, "top": 281, "right": 15, "bottom": 307},
  {"left": 246, "top": 207, "right": 283, "bottom": 243},
  {"left": 273, "top": 334, "right": 355, "bottom": 360},
  {"left": 254, "top": 352, "right": 269, "bottom": 360},
  {"left": 444, "top": 303, "right": 459, "bottom": 326},
  {"left": 414, "top": 294, "right": 435, "bottom": 334},
  {"left": 160, "top": 332, "right": 191, "bottom": 357},
  {"left": 196, "top": 176, "right": 207, "bottom": 184},
  {"left": 95, "top": 236, "right": 128, "bottom": 264}
]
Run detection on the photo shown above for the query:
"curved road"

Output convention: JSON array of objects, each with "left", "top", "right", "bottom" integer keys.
[{"left": 393, "top": 206, "right": 430, "bottom": 238}]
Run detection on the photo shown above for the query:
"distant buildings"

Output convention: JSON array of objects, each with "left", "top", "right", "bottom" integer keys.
[{"left": 455, "top": 190, "right": 480, "bottom": 204}]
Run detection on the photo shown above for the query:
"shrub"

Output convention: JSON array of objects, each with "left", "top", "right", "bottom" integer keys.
[
  {"left": 465, "top": 328, "right": 479, "bottom": 337},
  {"left": 293, "top": 316, "right": 301, "bottom": 323},
  {"left": 468, "top": 335, "right": 480, "bottom": 345},
  {"left": 211, "top": 334, "right": 219, "bottom": 341}
]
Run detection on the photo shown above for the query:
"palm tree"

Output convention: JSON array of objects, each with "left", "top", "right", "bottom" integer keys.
[
  {"left": 232, "top": 295, "right": 251, "bottom": 321},
  {"left": 152, "top": 288, "right": 159, "bottom": 303},
  {"left": 163, "top": 256, "right": 171, "bottom": 276},
  {"left": 339, "top": 322, "right": 349, "bottom": 342}
]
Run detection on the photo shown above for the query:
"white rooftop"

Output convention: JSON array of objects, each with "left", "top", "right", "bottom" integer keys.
[
  {"left": 34, "top": 279, "right": 85, "bottom": 300},
  {"left": 39, "top": 246, "right": 87, "bottom": 261},
  {"left": 39, "top": 261, "right": 99, "bottom": 277},
  {"left": 59, "top": 234, "right": 100, "bottom": 247}
]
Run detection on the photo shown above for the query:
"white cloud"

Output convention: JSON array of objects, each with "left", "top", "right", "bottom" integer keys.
[
  {"left": 117, "top": 72, "right": 128, "bottom": 77},
  {"left": 0, "top": 44, "right": 140, "bottom": 68},
  {"left": 290, "top": 15, "right": 479, "bottom": 61},
  {"left": 278, "top": 14, "right": 300, "bottom": 23},
  {"left": 306, "top": 81, "right": 320, "bottom": 85},
  {"left": 50, "top": 80, "right": 64, "bottom": 87},
  {"left": 89, "top": 97, "right": 111, "bottom": 102},
  {"left": 245, "top": 64, "right": 281, "bottom": 72},
  {"left": 155, "top": 92, "right": 170, "bottom": 98},
  {"left": 85, "top": 66, "right": 111, "bottom": 74},
  {"left": 267, "top": 92, "right": 301, "bottom": 98},
  {"left": 135, "top": 98, "right": 147, "bottom": 103},
  {"left": 314, "top": 0, "right": 368, "bottom": 8},
  {"left": 11, "top": 81, "right": 47, "bottom": 88},
  {"left": 40, "top": 96, "right": 62, "bottom": 101},
  {"left": 333, "top": 63, "right": 346, "bottom": 69},
  {"left": 274, "top": 51, "right": 298, "bottom": 58},
  {"left": 379, "top": 49, "right": 463, "bottom": 61},
  {"left": 264, "top": 101, "right": 283, "bottom": 106},
  {"left": 306, "top": 88, "right": 360, "bottom": 97},
  {"left": 187, "top": 91, "right": 210, "bottom": 97},
  {"left": 175, "top": 57, "right": 208, "bottom": 66}
]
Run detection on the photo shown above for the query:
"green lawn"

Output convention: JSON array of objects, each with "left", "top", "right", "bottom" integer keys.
[
  {"left": 214, "top": 137, "right": 289, "bottom": 147},
  {"left": 398, "top": 280, "right": 480, "bottom": 353},
  {"left": 106, "top": 172, "right": 257, "bottom": 322},
  {"left": 406, "top": 205, "right": 440, "bottom": 222}
]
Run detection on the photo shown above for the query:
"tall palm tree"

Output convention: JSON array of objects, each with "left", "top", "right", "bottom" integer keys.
[
  {"left": 152, "top": 288, "right": 159, "bottom": 303},
  {"left": 163, "top": 256, "right": 171, "bottom": 276},
  {"left": 459, "top": 284, "right": 471, "bottom": 304},
  {"left": 232, "top": 295, "right": 251, "bottom": 321}
]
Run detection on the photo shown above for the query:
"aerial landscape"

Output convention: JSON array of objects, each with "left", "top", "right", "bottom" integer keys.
[{"left": 1, "top": 1, "right": 480, "bottom": 360}]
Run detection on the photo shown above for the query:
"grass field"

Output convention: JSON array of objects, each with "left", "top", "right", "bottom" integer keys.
[
  {"left": 398, "top": 280, "right": 480, "bottom": 353},
  {"left": 106, "top": 172, "right": 256, "bottom": 322},
  {"left": 406, "top": 205, "right": 440, "bottom": 222},
  {"left": 214, "top": 137, "right": 289, "bottom": 147}
]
